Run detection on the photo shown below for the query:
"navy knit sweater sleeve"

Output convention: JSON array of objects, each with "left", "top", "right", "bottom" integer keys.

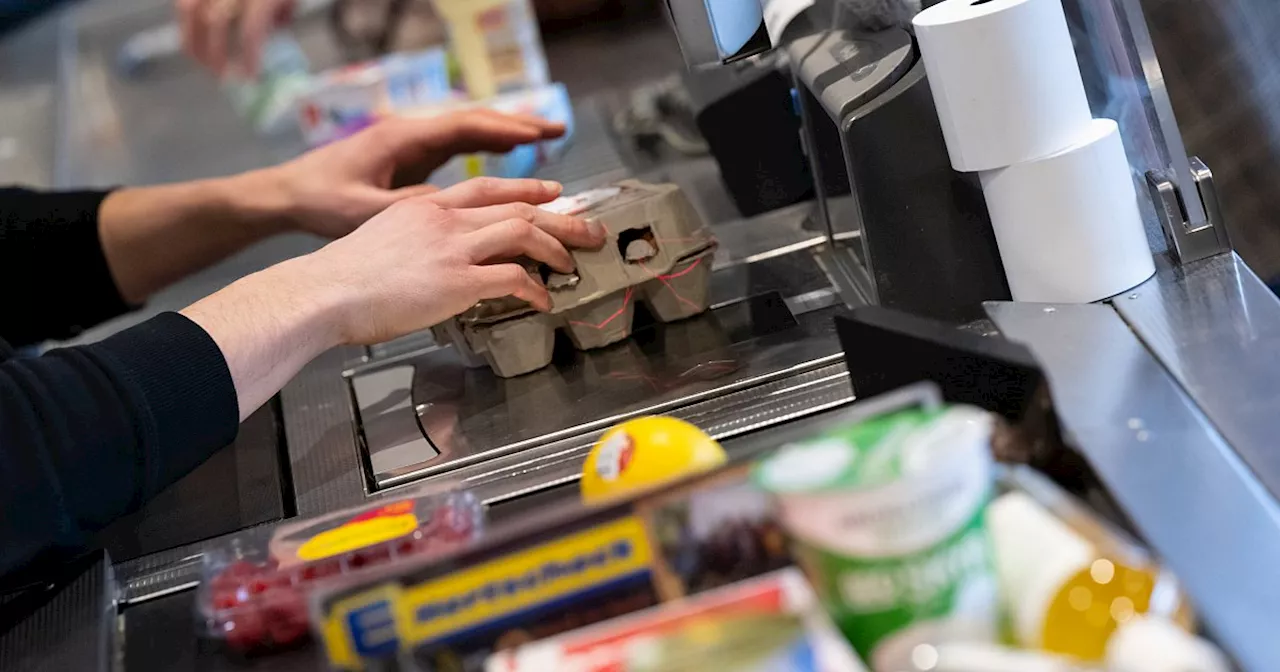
[{"left": 0, "top": 187, "right": 239, "bottom": 578}]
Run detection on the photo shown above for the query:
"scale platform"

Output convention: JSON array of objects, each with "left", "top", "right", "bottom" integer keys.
[{"left": 347, "top": 203, "right": 859, "bottom": 498}]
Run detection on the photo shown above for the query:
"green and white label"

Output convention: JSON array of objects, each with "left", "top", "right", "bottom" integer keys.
[{"left": 757, "top": 406, "right": 1000, "bottom": 664}]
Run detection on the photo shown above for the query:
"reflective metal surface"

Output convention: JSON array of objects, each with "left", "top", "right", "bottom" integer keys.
[
  {"left": 988, "top": 301, "right": 1280, "bottom": 671},
  {"left": 271, "top": 93, "right": 854, "bottom": 507},
  {"left": 351, "top": 237, "right": 841, "bottom": 485},
  {"left": 421, "top": 363, "right": 854, "bottom": 505},
  {"left": 0, "top": 552, "right": 116, "bottom": 672},
  {"left": 356, "top": 291, "right": 843, "bottom": 489},
  {"left": 284, "top": 345, "right": 372, "bottom": 517},
  {"left": 117, "top": 523, "right": 277, "bottom": 604},
  {"left": 1114, "top": 252, "right": 1280, "bottom": 501},
  {"left": 116, "top": 362, "right": 855, "bottom": 603}
]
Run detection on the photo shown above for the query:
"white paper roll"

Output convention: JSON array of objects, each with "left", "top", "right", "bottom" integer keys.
[
  {"left": 914, "top": 0, "right": 1094, "bottom": 172},
  {"left": 980, "top": 119, "right": 1155, "bottom": 304}
]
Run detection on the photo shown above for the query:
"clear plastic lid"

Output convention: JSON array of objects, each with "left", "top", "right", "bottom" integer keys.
[{"left": 196, "top": 485, "right": 485, "bottom": 654}]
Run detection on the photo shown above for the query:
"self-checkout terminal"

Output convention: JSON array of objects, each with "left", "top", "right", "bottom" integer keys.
[{"left": 6, "top": 1, "right": 1280, "bottom": 670}]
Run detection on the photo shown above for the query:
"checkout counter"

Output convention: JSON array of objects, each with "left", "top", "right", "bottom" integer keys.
[{"left": 4, "top": 0, "right": 1280, "bottom": 670}]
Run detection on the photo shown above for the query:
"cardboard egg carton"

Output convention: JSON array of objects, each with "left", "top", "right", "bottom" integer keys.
[{"left": 433, "top": 180, "right": 718, "bottom": 378}]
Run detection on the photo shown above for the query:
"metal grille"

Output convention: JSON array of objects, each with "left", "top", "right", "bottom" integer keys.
[
  {"left": 415, "top": 363, "right": 854, "bottom": 505},
  {"left": 0, "top": 552, "right": 115, "bottom": 672},
  {"left": 282, "top": 346, "right": 372, "bottom": 518}
]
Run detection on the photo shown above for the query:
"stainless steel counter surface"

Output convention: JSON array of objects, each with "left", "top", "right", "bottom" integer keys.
[
  {"left": 1115, "top": 253, "right": 1280, "bottom": 502},
  {"left": 989, "top": 295, "right": 1280, "bottom": 670}
]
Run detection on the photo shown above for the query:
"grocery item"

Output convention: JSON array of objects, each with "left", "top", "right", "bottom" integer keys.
[
  {"left": 305, "top": 463, "right": 803, "bottom": 670},
  {"left": 312, "top": 515, "right": 659, "bottom": 670},
  {"left": 434, "top": 180, "right": 718, "bottom": 377},
  {"left": 198, "top": 487, "right": 483, "bottom": 654},
  {"left": 896, "top": 642, "right": 1092, "bottom": 672},
  {"left": 755, "top": 403, "right": 1000, "bottom": 669},
  {"left": 1105, "top": 616, "right": 1230, "bottom": 672},
  {"left": 639, "top": 470, "right": 790, "bottom": 597},
  {"left": 224, "top": 33, "right": 314, "bottom": 136},
  {"left": 485, "top": 568, "right": 868, "bottom": 672},
  {"left": 987, "top": 491, "right": 1162, "bottom": 662},
  {"left": 432, "top": 0, "right": 551, "bottom": 99},
  {"left": 580, "top": 417, "right": 728, "bottom": 504},
  {"left": 296, "top": 47, "right": 465, "bottom": 146}
]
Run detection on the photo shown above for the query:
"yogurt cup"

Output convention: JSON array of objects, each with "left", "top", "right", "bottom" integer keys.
[{"left": 755, "top": 405, "right": 1001, "bottom": 667}]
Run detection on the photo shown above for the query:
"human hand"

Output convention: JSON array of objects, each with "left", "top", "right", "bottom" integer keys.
[
  {"left": 261, "top": 110, "right": 567, "bottom": 239},
  {"left": 178, "top": 0, "right": 296, "bottom": 78},
  {"left": 291, "top": 177, "right": 605, "bottom": 345},
  {"left": 183, "top": 177, "right": 603, "bottom": 419}
]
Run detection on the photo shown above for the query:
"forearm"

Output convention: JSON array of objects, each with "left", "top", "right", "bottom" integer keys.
[
  {"left": 181, "top": 255, "right": 348, "bottom": 421},
  {"left": 99, "top": 169, "right": 293, "bottom": 304},
  {"left": 0, "top": 313, "right": 238, "bottom": 577}
]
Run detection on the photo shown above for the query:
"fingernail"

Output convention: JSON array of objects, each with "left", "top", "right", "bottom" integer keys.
[
  {"left": 587, "top": 220, "right": 606, "bottom": 240},
  {"left": 542, "top": 180, "right": 562, "bottom": 194}
]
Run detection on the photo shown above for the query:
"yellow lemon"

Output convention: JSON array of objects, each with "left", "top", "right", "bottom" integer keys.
[{"left": 580, "top": 416, "right": 727, "bottom": 504}]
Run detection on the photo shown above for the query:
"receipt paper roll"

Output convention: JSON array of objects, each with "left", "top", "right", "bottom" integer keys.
[
  {"left": 914, "top": 0, "right": 1094, "bottom": 172},
  {"left": 979, "top": 119, "right": 1155, "bottom": 304}
]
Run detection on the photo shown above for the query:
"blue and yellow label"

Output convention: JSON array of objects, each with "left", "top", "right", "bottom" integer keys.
[{"left": 318, "top": 516, "right": 654, "bottom": 669}]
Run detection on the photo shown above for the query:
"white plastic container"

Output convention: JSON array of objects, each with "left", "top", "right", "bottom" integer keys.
[{"left": 755, "top": 404, "right": 1001, "bottom": 669}]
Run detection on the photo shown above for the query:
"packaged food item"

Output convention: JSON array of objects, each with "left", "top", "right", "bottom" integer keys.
[
  {"left": 435, "top": 180, "right": 716, "bottom": 378},
  {"left": 297, "top": 47, "right": 466, "bottom": 146},
  {"left": 224, "top": 33, "right": 314, "bottom": 136},
  {"left": 197, "top": 487, "right": 484, "bottom": 654},
  {"left": 1105, "top": 616, "right": 1229, "bottom": 672},
  {"left": 432, "top": 0, "right": 551, "bottom": 99},
  {"left": 754, "top": 397, "right": 1001, "bottom": 670},
  {"left": 894, "top": 642, "right": 1092, "bottom": 672},
  {"left": 308, "top": 464, "right": 796, "bottom": 670},
  {"left": 637, "top": 467, "right": 792, "bottom": 599},
  {"left": 580, "top": 416, "right": 728, "bottom": 505},
  {"left": 485, "top": 568, "right": 868, "bottom": 672},
  {"left": 311, "top": 515, "right": 660, "bottom": 671},
  {"left": 987, "top": 491, "right": 1164, "bottom": 661}
]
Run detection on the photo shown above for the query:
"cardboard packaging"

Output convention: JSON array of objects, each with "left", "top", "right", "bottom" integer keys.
[{"left": 435, "top": 181, "right": 718, "bottom": 378}]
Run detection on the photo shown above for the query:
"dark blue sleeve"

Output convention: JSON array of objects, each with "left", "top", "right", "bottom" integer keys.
[
  {"left": 0, "top": 187, "right": 132, "bottom": 348},
  {"left": 0, "top": 313, "right": 239, "bottom": 578}
]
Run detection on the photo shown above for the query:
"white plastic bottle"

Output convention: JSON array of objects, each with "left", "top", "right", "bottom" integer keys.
[{"left": 988, "top": 492, "right": 1163, "bottom": 662}]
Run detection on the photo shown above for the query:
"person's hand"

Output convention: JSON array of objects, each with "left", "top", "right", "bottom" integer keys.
[
  {"left": 183, "top": 176, "right": 605, "bottom": 419},
  {"left": 259, "top": 110, "right": 568, "bottom": 239},
  {"left": 177, "top": 0, "right": 296, "bottom": 78},
  {"left": 288, "top": 177, "right": 606, "bottom": 345}
]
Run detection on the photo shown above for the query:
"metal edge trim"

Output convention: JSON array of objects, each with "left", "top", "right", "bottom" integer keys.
[
  {"left": 115, "top": 365, "right": 852, "bottom": 604},
  {"left": 377, "top": 353, "right": 845, "bottom": 487}
]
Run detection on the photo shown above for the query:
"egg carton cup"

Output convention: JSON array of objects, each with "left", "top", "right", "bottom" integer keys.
[{"left": 433, "top": 180, "right": 718, "bottom": 378}]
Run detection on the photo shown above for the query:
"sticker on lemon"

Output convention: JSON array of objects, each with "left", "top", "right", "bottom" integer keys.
[{"left": 581, "top": 417, "right": 727, "bottom": 504}]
